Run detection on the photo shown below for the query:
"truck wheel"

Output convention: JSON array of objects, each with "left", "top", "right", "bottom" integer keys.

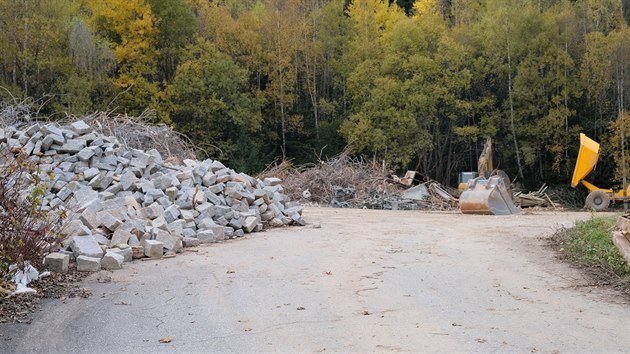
[{"left": 585, "top": 190, "right": 610, "bottom": 211}]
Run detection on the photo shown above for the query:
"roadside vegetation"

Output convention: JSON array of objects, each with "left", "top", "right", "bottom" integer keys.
[{"left": 550, "top": 215, "right": 630, "bottom": 297}]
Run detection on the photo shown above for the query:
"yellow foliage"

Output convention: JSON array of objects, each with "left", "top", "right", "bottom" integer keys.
[
  {"left": 87, "top": 0, "right": 158, "bottom": 77},
  {"left": 413, "top": 0, "right": 440, "bottom": 17}
]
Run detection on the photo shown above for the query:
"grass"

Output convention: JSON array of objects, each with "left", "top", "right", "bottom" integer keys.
[
  {"left": 566, "top": 215, "right": 630, "bottom": 276},
  {"left": 550, "top": 214, "right": 630, "bottom": 297}
]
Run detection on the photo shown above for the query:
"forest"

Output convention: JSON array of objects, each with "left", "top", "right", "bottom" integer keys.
[{"left": 1, "top": 0, "right": 630, "bottom": 189}]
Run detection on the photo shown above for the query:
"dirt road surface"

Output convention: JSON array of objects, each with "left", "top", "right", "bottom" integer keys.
[{"left": 1, "top": 208, "right": 629, "bottom": 353}]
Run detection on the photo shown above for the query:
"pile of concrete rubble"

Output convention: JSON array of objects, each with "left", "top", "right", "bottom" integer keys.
[{"left": 0, "top": 120, "right": 304, "bottom": 273}]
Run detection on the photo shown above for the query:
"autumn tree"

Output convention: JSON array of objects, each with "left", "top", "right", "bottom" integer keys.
[{"left": 86, "top": 0, "right": 159, "bottom": 115}]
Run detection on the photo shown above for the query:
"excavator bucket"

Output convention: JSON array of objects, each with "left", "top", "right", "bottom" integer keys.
[{"left": 459, "top": 175, "right": 520, "bottom": 215}]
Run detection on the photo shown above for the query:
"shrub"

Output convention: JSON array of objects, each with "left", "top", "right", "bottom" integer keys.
[{"left": 0, "top": 147, "right": 63, "bottom": 277}]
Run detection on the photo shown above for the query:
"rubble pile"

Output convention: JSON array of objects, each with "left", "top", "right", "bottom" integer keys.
[
  {"left": 0, "top": 120, "right": 304, "bottom": 273},
  {"left": 260, "top": 154, "right": 402, "bottom": 206}
]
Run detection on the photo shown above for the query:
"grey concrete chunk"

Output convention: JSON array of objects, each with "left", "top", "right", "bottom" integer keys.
[
  {"left": 164, "top": 205, "right": 181, "bottom": 223},
  {"left": 182, "top": 237, "right": 200, "bottom": 247},
  {"left": 196, "top": 230, "right": 216, "bottom": 244},
  {"left": 243, "top": 216, "right": 258, "bottom": 233},
  {"left": 229, "top": 217, "right": 243, "bottom": 229},
  {"left": 165, "top": 186, "right": 178, "bottom": 201},
  {"left": 182, "top": 228, "right": 197, "bottom": 238},
  {"left": 44, "top": 253, "right": 69, "bottom": 273},
  {"left": 77, "top": 147, "right": 95, "bottom": 162},
  {"left": 57, "top": 139, "right": 86, "bottom": 154},
  {"left": 79, "top": 208, "right": 100, "bottom": 229},
  {"left": 107, "top": 248, "right": 132, "bottom": 262},
  {"left": 210, "top": 160, "right": 226, "bottom": 172},
  {"left": 98, "top": 211, "right": 122, "bottom": 232},
  {"left": 83, "top": 167, "right": 100, "bottom": 181},
  {"left": 263, "top": 177, "right": 282, "bottom": 186},
  {"left": 120, "top": 170, "right": 137, "bottom": 191},
  {"left": 144, "top": 203, "right": 165, "bottom": 219},
  {"left": 70, "top": 120, "right": 92, "bottom": 135},
  {"left": 70, "top": 236, "right": 104, "bottom": 258},
  {"left": 153, "top": 174, "right": 173, "bottom": 190},
  {"left": 92, "top": 233, "right": 110, "bottom": 246},
  {"left": 61, "top": 219, "right": 91, "bottom": 237},
  {"left": 283, "top": 206, "right": 303, "bottom": 216},
  {"left": 101, "top": 252, "right": 124, "bottom": 270},
  {"left": 110, "top": 228, "right": 132, "bottom": 247},
  {"left": 155, "top": 230, "right": 182, "bottom": 253},
  {"left": 77, "top": 255, "right": 101, "bottom": 272},
  {"left": 143, "top": 240, "right": 164, "bottom": 258}
]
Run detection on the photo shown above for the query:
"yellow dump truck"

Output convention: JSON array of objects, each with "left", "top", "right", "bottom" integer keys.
[{"left": 571, "top": 133, "right": 630, "bottom": 211}]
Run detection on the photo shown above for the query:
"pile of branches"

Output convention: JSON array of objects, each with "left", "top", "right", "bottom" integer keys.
[
  {"left": 0, "top": 98, "right": 37, "bottom": 129},
  {"left": 514, "top": 184, "right": 559, "bottom": 209},
  {"left": 76, "top": 111, "right": 197, "bottom": 161},
  {"left": 258, "top": 153, "right": 400, "bottom": 206},
  {"left": 258, "top": 153, "right": 458, "bottom": 210}
]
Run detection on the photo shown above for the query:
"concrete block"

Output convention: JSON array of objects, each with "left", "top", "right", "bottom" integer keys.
[
  {"left": 98, "top": 211, "right": 122, "bottom": 232},
  {"left": 263, "top": 177, "right": 282, "bottom": 186},
  {"left": 110, "top": 228, "right": 132, "bottom": 247},
  {"left": 83, "top": 167, "right": 100, "bottom": 181},
  {"left": 243, "top": 216, "right": 258, "bottom": 233},
  {"left": 70, "top": 236, "right": 104, "bottom": 258},
  {"left": 165, "top": 186, "right": 178, "bottom": 201},
  {"left": 70, "top": 120, "right": 92, "bottom": 135},
  {"left": 44, "top": 253, "right": 69, "bottom": 273},
  {"left": 77, "top": 147, "right": 95, "bottom": 162},
  {"left": 182, "top": 228, "right": 197, "bottom": 238},
  {"left": 182, "top": 237, "right": 200, "bottom": 247},
  {"left": 164, "top": 204, "right": 181, "bottom": 223},
  {"left": 155, "top": 230, "right": 182, "bottom": 253},
  {"left": 144, "top": 203, "right": 165, "bottom": 219},
  {"left": 61, "top": 219, "right": 91, "bottom": 237},
  {"left": 57, "top": 139, "right": 86, "bottom": 154},
  {"left": 143, "top": 240, "right": 164, "bottom": 258},
  {"left": 101, "top": 252, "right": 124, "bottom": 270},
  {"left": 77, "top": 255, "right": 101, "bottom": 272},
  {"left": 79, "top": 208, "right": 100, "bottom": 229},
  {"left": 196, "top": 230, "right": 216, "bottom": 244},
  {"left": 107, "top": 248, "right": 132, "bottom": 262}
]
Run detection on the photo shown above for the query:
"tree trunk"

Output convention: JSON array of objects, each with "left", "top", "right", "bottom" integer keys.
[{"left": 507, "top": 36, "right": 524, "bottom": 182}]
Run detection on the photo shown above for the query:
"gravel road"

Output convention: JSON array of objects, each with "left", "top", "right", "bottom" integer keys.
[{"left": 1, "top": 208, "right": 628, "bottom": 353}]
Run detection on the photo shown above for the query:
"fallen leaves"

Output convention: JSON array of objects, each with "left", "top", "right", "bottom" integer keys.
[{"left": 159, "top": 337, "right": 172, "bottom": 343}]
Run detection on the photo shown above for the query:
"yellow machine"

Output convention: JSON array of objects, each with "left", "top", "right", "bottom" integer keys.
[
  {"left": 571, "top": 133, "right": 630, "bottom": 211},
  {"left": 458, "top": 138, "right": 520, "bottom": 215}
]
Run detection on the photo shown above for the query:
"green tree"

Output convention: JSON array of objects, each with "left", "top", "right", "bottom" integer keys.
[
  {"left": 147, "top": 0, "right": 196, "bottom": 82},
  {"left": 0, "top": 0, "right": 76, "bottom": 101},
  {"left": 165, "top": 38, "right": 262, "bottom": 169}
]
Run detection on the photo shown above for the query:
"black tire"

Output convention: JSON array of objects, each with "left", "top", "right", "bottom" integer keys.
[{"left": 585, "top": 190, "right": 610, "bottom": 211}]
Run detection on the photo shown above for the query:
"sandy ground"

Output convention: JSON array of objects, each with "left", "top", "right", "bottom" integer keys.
[{"left": 1, "top": 207, "right": 629, "bottom": 353}]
